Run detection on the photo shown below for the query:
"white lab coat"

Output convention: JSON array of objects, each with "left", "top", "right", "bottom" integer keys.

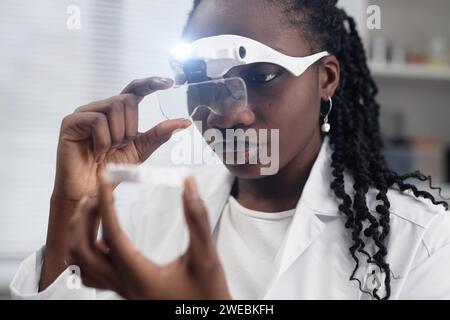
[{"left": 10, "top": 137, "right": 450, "bottom": 299}]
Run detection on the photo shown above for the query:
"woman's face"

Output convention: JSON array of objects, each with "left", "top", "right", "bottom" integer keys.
[{"left": 184, "top": 0, "right": 333, "bottom": 179}]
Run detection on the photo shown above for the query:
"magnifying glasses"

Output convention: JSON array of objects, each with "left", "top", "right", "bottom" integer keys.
[
  {"left": 159, "top": 34, "right": 329, "bottom": 121},
  {"left": 156, "top": 76, "right": 248, "bottom": 121}
]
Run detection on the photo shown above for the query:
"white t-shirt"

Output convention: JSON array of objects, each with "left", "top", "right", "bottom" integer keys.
[{"left": 215, "top": 196, "right": 295, "bottom": 300}]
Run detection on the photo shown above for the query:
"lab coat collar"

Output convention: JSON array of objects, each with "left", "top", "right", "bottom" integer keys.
[
  {"left": 199, "top": 136, "right": 342, "bottom": 294},
  {"left": 291, "top": 135, "right": 341, "bottom": 217},
  {"left": 201, "top": 135, "right": 341, "bottom": 230}
]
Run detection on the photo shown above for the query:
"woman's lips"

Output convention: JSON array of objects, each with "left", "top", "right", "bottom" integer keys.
[
  {"left": 208, "top": 140, "right": 261, "bottom": 165},
  {"left": 209, "top": 140, "right": 259, "bottom": 151}
]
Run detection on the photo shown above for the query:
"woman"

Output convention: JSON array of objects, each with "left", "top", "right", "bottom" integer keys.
[{"left": 11, "top": 0, "right": 450, "bottom": 300}]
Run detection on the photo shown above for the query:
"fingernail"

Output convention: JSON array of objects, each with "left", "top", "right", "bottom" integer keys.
[
  {"left": 184, "top": 176, "right": 199, "bottom": 200},
  {"left": 183, "top": 118, "right": 192, "bottom": 127},
  {"left": 158, "top": 78, "right": 172, "bottom": 85}
]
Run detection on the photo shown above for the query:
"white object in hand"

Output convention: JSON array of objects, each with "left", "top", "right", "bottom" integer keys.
[{"left": 103, "top": 164, "right": 188, "bottom": 188}]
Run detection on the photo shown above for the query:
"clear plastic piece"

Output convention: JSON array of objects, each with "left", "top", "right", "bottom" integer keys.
[{"left": 157, "top": 76, "right": 248, "bottom": 120}]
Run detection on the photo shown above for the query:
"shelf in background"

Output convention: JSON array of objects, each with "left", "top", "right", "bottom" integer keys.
[{"left": 369, "top": 62, "right": 450, "bottom": 81}]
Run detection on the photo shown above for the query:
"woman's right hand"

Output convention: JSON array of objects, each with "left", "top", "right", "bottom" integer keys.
[
  {"left": 40, "top": 77, "right": 191, "bottom": 291},
  {"left": 53, "top": 77, "right": 191, "bottom": 202}
]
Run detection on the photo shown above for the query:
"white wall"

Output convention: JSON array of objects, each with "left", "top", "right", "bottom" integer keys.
[{"left": 0, "top": 1, "right": 193, "bottom": 296}]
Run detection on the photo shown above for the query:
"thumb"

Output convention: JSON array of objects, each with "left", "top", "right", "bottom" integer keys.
[
  {"left": 183, "top": 176, "right": 218, "bottom": 270},
  {"left": 98, "top": 176, "right": 135, "bottom": 262},
  {"left": 133, "top": 118, "right": 191, "bottom": 162}
]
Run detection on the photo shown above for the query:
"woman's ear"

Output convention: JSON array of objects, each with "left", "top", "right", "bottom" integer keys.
[{"left": 318, "top": 55, "right": 340, "bottom": 100}]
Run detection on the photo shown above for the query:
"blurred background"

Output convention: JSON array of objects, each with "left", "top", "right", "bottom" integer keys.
[{"left": 0, "top": 0, "right": 449, "bottom": 298}]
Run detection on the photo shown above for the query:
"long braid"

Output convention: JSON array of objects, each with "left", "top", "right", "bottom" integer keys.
[{"left": 183, "top": 0, "right": 449, "bottom": 300}]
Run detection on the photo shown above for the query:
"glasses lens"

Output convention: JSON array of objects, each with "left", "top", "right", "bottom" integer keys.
[{"left": 157, "top": 77, "right": 247, "bottom": 121}]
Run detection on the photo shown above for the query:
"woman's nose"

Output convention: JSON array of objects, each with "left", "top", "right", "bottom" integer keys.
[{"left": 206, "top": 106, "right": 256, "bottom": 130}]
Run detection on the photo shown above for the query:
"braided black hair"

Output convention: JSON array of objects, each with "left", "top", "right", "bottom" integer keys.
[{"left": 184, "top": 0, "right": 449, "bottom": 300}]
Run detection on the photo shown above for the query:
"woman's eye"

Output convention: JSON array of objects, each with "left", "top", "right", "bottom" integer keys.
[{"left": 251, "top": 72, "right": 279, "bottom": 84}]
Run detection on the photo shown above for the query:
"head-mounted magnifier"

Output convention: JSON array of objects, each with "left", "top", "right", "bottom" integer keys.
[{"left": 157, "top": 34, "right": 329, "bottom": 120}]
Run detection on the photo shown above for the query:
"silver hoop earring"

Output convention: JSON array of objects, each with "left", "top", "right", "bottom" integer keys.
[{"left": 321, "top": 96, "right": 333, "bottom": 133}]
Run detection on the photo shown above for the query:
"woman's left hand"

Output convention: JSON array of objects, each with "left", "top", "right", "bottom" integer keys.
[{"left": 68, "top": 176, "right": 232, "bottom": 300}]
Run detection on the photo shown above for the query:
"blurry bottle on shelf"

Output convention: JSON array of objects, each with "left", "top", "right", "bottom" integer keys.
[
  {"left": 380, "top": 110, "right": 406, "bottom": 143},
  {"left": 410, "top": 138, "right": 445, "bottom": 184},
  {"left": 381, "top": 110, "right": 413, "bottom": 174},
  {"left": 381, "top": 110, "right": 446, "bottom": 183},
  {"left": 370, "top": 34, "right": 389, "bottom": 65},
  {"left": 369, "top": 34, "right": 450, "bottom": 69},
  {"left": 428, "top": 35, "right": 449, "bottom": 67},
  {"left": 391, "top": 44, "right": 406, "bottom": 66},
  {"left": 384, "top": 139, "right": 445, "bottom": 184},
  {"left": 406, "top": 50, "right": 427, "bottom": 65}
]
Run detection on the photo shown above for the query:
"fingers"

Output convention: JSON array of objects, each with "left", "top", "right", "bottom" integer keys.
[
  {"left": 75, "top": 95, "right": 139, "bottom": 149},
  {"left": 62, "top": 77, "right": 190, "bottom": 163},
  {"left": 122, "top": 94, "right": 139, "bottom": 145},
  {"left": 134, "top": 118, "right": 192, "bottom": 162},
  {"left": 120, "top": 77, "right": 173, "bottom": 103},
  {"left": 76, "top": 78, "right": 172, "bottom": 113},
  {"left": 61, "top": 112, "right": 111, "bottom": 163},
  {"left": 182, "top": 177, "right": 219, "bottom": 271},
  {"left": 105, "top": 100, "right": 126, "bottom": 149},
  {"left": 97, "top": 178, "right": 136, "bottom": 262},
  {"left": 97, "top": 177, "right": 161, "bottom": 291},
  {"left": 68, "top": 196, "right": 121, "bottom": 290}
]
